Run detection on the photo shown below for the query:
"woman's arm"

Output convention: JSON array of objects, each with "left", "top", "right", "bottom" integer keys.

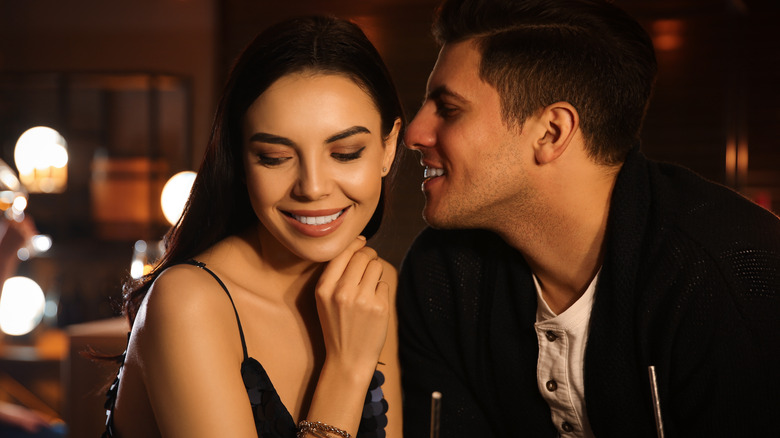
[
  {"left": 304, "top": 237, "right": 393, "bottom": 437},
  {"left": 131, "top": 265, "right": 258, "bottom": 438},
  {"left": 377, "top": 260, "right": 402, "bottom": 438}
]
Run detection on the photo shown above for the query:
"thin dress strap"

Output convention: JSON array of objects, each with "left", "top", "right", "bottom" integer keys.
[{"left": 184, "top": 259, "right": 249, "bottom": 361}]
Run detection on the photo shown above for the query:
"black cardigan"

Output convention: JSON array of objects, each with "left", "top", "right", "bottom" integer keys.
[{"left": 397, "top": 148, "right": 780, "bottom": 437}]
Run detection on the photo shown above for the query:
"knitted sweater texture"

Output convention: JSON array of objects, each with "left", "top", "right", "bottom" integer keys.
[{"left": 398, "top": 148, "right": 780, "bottom": 437}]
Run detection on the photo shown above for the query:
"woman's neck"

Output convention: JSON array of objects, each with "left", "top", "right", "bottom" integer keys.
[{"left": 198, "top": 226, "right": 323, "bottom": 304}]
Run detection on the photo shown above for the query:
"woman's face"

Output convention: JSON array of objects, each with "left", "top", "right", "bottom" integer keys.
[{"left": 242, "top": 72, "right": 399, "bottom": 263}]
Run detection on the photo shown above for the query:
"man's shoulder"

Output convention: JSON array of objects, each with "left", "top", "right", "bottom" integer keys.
[
  {"left": 641, "top": 159, "right": 780, "bottom": 296},
  {"left": 648, "top": 160, "right": 780, "bottom": 247}
]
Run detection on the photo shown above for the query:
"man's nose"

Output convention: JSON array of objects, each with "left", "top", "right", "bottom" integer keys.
[{"left": 404, "top": 106, "right": 436, "bottom": 151}]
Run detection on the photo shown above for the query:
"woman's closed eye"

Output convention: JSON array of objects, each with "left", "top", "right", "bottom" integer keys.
[
  {"left": 332, "top": 146, "right": 366, "bottom": 162},
  {"left": 257, "top": 153, "right": 292, "bottom": 166}
]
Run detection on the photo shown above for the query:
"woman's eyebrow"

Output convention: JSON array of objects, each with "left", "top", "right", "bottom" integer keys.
[
  {"left": 248, "top": 126, "right": 370, "bottom": 146},
  {"left": 326, "top": 126, "right": 371, "bottom": 143},
  {"left": 248, "top": 132, "right": 294, "bottom": 146}
]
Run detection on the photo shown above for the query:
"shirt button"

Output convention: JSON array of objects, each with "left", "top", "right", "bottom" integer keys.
[
  {"left": 545, "top": 330, "right": 557, "bottom": 342},
  {"left": 561, "top": 421, "right": 574, "bottom": 432},
  {"left": 545, "top": 380, "right": 558, "bottom": 391}
]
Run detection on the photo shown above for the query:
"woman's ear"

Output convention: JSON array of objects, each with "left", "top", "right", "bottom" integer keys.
[
  {"left": 381, "top": 118, "right": 401, "bottom": 176},
  {"left": 533, "top": 102, "right": 579, "bottom": 165}
]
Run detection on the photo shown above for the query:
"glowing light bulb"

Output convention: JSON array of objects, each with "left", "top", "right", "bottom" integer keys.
[
  {"left": 161, "top": 171, "right": 196, "bottom": 226},
  {"left": 14, "top": 126, "right": 69, "bottom": 193},
  {"left": 0, "top": 276, "right": 46, "bottom": 336}
]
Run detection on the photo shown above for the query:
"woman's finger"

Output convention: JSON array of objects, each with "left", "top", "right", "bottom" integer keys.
[
  {"left": 317, "top": 236, "right": 367, "bottom": 292},
  {"left": 337, "top": 246, "right": 379, "bottom": 289},
  {"left": 360, "top": 258, "right": 384, "bottom": 291}
]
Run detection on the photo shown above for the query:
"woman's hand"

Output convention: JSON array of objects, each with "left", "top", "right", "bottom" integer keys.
[
  {"left": 315, "top": 236, "right": 390, "bottom": 371},
  {"left": 306, "top": 236, "right": 391, "bottom": 436}
]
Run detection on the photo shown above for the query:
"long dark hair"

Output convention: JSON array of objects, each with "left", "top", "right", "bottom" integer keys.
[{"left": 122, "top": 15, "right": 405, "bottom": 328}]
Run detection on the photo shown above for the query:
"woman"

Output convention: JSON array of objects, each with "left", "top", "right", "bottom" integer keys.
[{"left": 103, "top": 15, "right": 404, "bottom": 438}]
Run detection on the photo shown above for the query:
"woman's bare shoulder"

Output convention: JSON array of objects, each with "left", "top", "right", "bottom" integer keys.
[
  {"left": 132, "top": 263, "right": 240, "bottom": 350},
  {"left": 145, "top": 264, "right": 224, "bottom": 313},
  {"left": 122, "top": 261, "right": 256, "bottom": 437}
]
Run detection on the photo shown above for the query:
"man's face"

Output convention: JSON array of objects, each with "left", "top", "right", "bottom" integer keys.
[{"left": 405, "top": 39, "right": 539, "bottom": 230}]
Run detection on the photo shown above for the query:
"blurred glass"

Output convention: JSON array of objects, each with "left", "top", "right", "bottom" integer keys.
[
  {"left": 0, "top": 158, "right": 52, "bottom": 260},
  {"left": 0, "top": 159, "right": 28, "bottom": 222}
]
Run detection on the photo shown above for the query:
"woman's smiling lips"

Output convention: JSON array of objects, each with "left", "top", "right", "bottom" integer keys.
[{"left": 282, "top": 206, "right": 350, "bottom": 237}]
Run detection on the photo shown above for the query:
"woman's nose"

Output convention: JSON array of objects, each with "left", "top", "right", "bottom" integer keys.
[{"left": 293, "top": 159, "right": 330, "bottom": 200}]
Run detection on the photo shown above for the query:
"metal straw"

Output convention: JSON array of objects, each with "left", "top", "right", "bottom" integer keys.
[
  {"left": 648, "top": 366, "right": 665, "bottom": 438},
  {"left": 430, "top": 391, "right": 442, "bottom": 438}
]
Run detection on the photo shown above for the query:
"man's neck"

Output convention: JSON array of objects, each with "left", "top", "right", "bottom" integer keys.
[{"left": 498, "top": 163, "right": 619, "bottom": 314}]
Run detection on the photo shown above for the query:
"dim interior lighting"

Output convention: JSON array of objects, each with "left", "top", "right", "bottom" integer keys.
[
  {"left": 652, "top": 19, "right": 684, "bottom": 52},
  {"left": 130, "top": 259, "right": 145, "bottom": 279},
  {"left": 15, "top": 234, "right": 53, "bottom": 262},
  {"left": 44, "top": 298, "right": 58, "bottom": 318},
  {"left": 0, "top": 159, "right": 28, "bottom": 222},
  {"left": 161, "top": 171, "right": 196, "bottom": 226},
  {"left": 131, "top": 239, "right": 164, "bottom": 279},
  {"left": 12, "top": 195, "right": 27, "bottom": 212},
  {"left": 0, "top": 276, "right": 46, "bottom": 336},
  {"left": 17, "top": 247, "right": 30, "bottom": 262},
  {"left": 0, "top": 158, "right": 54, "bottom": 260},
  {"left": 130, "top": 240, "right": 147, "bottom": 279},
  {"left": 14, "top": 126, "right": 69, "bottom": 193},
  {"left": 31, "top": 234, "right": 52, "bottom": 253},
  {"left": 0, "top": 162, "right": 22, "bottom": 192}
]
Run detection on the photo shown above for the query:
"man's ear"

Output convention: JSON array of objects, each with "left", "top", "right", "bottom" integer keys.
[{"left": 533, "top": 102, "right": 579, "bottom": 165}]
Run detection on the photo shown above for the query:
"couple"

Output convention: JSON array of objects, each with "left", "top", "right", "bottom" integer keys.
[{"left": 104, "top": 0, "right": 780, "bottom": 437}]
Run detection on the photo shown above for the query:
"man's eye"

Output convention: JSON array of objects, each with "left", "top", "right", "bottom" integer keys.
[
  {"left": 436, "top": 104, "right": 458, "bottom": 118},
  {"left": 332, "top": 146, "right": 365, "bottom": 162}
]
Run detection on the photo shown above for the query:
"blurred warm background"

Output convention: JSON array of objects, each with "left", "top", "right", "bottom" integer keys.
[{"left": 0, "top": 0, "right": 777, "bottom": 436}]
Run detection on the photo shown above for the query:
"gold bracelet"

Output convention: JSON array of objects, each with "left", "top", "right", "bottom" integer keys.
[{"left": 297, "top": 420, "right": 352, "bottom": 438}]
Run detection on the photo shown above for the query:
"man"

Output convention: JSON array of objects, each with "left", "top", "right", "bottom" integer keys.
[{"left": 397, "top": 0, "right": 780, "bottom": 437}]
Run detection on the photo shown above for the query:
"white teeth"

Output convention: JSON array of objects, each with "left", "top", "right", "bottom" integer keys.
[
  {"left": 424, "top": 167, "right": 445, "bottom": 178},
  {"left": 292, "top": 210, "right": 342, "bottom": 225}
]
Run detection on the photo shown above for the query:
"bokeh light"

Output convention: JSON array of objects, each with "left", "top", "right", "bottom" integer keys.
[
  {"left": 0, "top": 276, "right": 46, "bottom": 336},
  {"left": 161, "top": 171, "right": 196, "bottom": 226},
  {"left": 14, "top": 126, "right": 69, "bottom": 193}
]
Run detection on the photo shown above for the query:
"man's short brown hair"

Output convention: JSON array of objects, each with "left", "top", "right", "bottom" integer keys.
[{"left": 434, "top": 0, "right": 657, "bottom": 165}]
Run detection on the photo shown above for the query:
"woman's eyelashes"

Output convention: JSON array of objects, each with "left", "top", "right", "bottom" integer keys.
[
  {"left": 254, "top": 146, "right": 366, "bottom": 167},
  {"left": 257, "top": 153, "right": 291, "bottom": 166},
  {"left": 331, "top": 146, "right": 366, "bottom": 162}
]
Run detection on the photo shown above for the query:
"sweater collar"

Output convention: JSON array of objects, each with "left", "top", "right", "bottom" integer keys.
[{"left": 585, "top": 145, "right": 658, "bottom": 436}]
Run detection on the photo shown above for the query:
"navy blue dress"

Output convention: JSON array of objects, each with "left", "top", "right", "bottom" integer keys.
[{"left": 103, "top": 260, "right": 388, "bottom": 437}]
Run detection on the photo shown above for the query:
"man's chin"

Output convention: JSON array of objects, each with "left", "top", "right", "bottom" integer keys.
[
  {"left": 422, "top": 206, "right": 453, "bottom": 229},
  {"left": 423, "top": 203, "right": 483, "bottom": 230}
]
